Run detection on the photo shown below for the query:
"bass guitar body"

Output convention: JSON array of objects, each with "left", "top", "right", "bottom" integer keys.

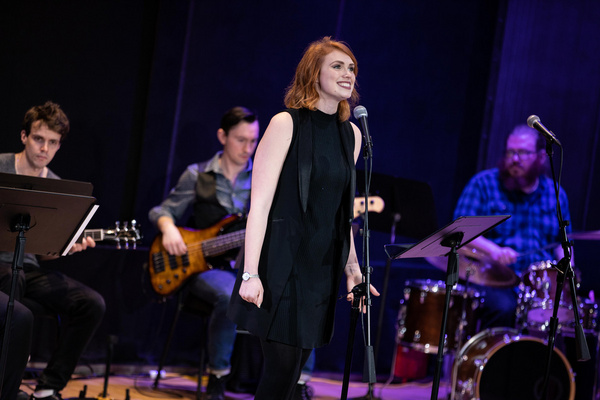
[{"left": 149, "top": 215, "right": 244, "bottom": 296}]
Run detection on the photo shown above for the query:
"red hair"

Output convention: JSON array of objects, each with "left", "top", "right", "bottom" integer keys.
[{"left": 284, "top": 37, "right": 359, "bottom": 121}]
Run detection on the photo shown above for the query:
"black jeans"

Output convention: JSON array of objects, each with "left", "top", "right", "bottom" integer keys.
[
  {"left": 0, "top": 262, "right": 105, "bottom": 392},
  {"left": 0, "top": 291, "right": 33, "bottom": 400}
]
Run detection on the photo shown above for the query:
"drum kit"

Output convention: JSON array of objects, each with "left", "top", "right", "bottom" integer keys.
[
  {"left": 395, "top": 242, "right": 600, "bottom": 400},
  {"left": 361, "top": 172, "right": 600, "bottom": 399}
]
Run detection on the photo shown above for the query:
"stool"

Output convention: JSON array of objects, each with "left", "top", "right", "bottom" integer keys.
[{"left": 153, "top": 289, "right": 213, "bottom": 398}]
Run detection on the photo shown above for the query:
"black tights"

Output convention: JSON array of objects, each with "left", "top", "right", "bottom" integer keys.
[{"left": 254, "top": 339, "right": 312, "bottom": 400}]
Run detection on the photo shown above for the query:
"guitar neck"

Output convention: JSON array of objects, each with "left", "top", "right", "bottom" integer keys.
[
  {"left": 201, "top": 229, "right": 246, "bottom": 257},
  {"left": 81, "top": 229, "right": 106, "bottom": 241}
]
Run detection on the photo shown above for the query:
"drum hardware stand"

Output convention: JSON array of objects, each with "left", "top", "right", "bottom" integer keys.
[
  {"left": 540, "top": 128, "right": 590, "bottom": 400},
  {"left": 449, "top": 268, "right": 474, "bottom": 400},
  {"left": 385, "top": 215, "right": 510, "bottom": 400},
  {"left": 454, "top": 267, "right": 474, "bottom": 354},
  {"left": 593, "top": 329, "right": 600, "bottom": 400}
]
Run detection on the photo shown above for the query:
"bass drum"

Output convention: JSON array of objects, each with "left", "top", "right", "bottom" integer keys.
[{"left": 453, "top": 328, "right": 575, "bottom": 400}]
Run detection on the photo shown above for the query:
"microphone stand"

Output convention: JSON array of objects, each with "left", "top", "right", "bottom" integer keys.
[
  {"left": 350, "top": 214, "right": 397, "bottom": 400},
  {"left": 341, "top": 120, "right": 376, "bottom": 400},
  {"left": 541, "top": 139, "right": 590, "bottom": 399},
  {"left": 359, "top": 120, "right": 376, "bottom": 395}
]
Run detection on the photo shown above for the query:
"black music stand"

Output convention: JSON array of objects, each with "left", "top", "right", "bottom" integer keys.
[
  {"left": 0, "top": 174, "right": 97, "bottom": 396},
  {"left": 385, "top": 215, "right": 510, "bottom": 400},
  {"left": 351, "top": 172, "right": 438, "bottom": 400}
]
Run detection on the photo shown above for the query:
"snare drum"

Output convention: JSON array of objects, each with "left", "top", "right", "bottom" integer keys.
[
  {"left": 397, "top": 279, "right": 482, "bottom": 353},
  {"left": 562, "top": 297, "right": 598, "bottom": 335},
  {"left": 518, "top": 260, "right": 575, "bottom": 330},
  {"left": 453, "top": 327, "right": 575, "bottom": 400}
]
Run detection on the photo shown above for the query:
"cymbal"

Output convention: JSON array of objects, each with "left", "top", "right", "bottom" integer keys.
[
  {"left": 570, "top": 230, "right": 600, "bottom": 240},
  {"left": 425, "top": 255, "right": 520, "bottom": 288}
]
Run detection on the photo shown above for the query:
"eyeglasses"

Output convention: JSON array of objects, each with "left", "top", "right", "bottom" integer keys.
[{"left": 505, "top": 149, "right": 537, "bottom": 160}]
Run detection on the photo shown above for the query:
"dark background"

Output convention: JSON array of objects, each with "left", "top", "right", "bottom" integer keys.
[{"left": 1, "top": 0, "right": 599, "bottom": 379}]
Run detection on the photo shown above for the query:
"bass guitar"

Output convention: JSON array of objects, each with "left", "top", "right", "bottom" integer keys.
[{"left": 149, "top": 215, "right": 244, "bottom": 296}]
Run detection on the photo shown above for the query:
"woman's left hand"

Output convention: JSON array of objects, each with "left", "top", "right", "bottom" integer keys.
[{"left": 345, "top": 266, "right": 379, "bottom": 312}]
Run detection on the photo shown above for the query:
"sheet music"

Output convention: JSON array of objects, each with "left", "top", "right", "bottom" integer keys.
[{"left": 62, "top": 204, "right": 100, "bottom": 256}]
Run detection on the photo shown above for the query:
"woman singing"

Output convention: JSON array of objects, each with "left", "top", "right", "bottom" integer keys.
[{"left": 228, "top": 36, "right": 378, "bottom": 399}]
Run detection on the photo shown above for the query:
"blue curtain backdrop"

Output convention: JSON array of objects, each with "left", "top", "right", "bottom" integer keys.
[{"left": 1, "top": 0, "right": 599, "bottom": 375}]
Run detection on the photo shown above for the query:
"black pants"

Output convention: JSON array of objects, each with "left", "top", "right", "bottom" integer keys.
[
  {"left": 0, "top": 291, "right": 33, "bottom": 400},
  {"left": 0, "top": 262, "right": 105, "bottom": 392},
  {"left": 254, "top": 338, "right": 312, "bottom": 400}
]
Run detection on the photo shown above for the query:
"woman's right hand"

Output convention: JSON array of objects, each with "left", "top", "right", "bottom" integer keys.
[{"left": 239, "top": 278, "right": 264, "bottom": 308}]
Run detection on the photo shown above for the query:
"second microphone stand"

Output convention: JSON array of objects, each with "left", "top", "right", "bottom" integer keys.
[{"left": 540, "top": 139, "right": 590, "bottom": 399}]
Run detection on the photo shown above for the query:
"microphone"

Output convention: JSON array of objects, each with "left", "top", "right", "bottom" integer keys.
[
  {"left": 353, "top": 105, "right": 373, "bottom": 153},
  {"left": 527, "top": 115, "right": 562, "bottom": 146}
]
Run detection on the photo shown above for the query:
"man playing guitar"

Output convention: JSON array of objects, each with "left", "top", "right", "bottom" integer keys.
[
  {"left": 0, "top": 101, "right": 105, "bottom": 400},
  {"left": 148, "top": 106, "right": 259, "bottom": 400}
]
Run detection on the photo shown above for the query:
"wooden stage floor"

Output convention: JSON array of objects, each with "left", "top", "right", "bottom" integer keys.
[{"left": 20, "top": 369, "right": 449, "bottom": 400}]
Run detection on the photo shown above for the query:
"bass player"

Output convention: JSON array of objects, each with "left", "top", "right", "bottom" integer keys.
[{"left": 148, "top": 106, "right": 259, "bottom": 400}]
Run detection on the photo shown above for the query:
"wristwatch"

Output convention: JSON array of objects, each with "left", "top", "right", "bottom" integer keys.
[{"left": 242, "top": 272, "right": 260, "bottom": 281}]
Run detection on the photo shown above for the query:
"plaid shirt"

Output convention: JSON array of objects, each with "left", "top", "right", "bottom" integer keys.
[{"left": 453, "top": 168, "right": 571, "bottom": 274}]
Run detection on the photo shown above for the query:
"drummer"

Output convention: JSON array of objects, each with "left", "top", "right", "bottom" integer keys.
[{"left": 453, "top": 123, "right": 573, "bottom": 329}]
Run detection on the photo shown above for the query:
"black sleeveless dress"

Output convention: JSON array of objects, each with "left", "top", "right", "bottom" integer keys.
[
  {"left": 267, "top": 109, "right": 350, "bottom": 347},
  {"left": 227, "top": 107, "right": 356, "bottom": 349}
]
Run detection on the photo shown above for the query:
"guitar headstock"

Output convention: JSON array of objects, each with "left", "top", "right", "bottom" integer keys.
[
  {"left": 111, "top": 220, "right": 143, "bottom": 249},
  {"left": 82, "top": 220, "right": 143, "bottom": 249},
  {"left": 353, "top": 196, "right": 385, "bottom": 219}
]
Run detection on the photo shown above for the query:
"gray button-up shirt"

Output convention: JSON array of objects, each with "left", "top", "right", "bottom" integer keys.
[{"left": 148, "top": 151, "right": 252, "bottom": 226}]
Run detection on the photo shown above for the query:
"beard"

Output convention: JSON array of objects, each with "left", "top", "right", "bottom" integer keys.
[{"left": 498, "top": 156, "right": 546, "bottom": 192}]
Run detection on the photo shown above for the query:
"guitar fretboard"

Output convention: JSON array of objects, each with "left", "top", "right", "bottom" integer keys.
[
  {"left": 201, "top": 229, "right": 245, "bottom": 257},
  {"left": 82, "top": 229, "right": 104, "bottom": 241}
]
